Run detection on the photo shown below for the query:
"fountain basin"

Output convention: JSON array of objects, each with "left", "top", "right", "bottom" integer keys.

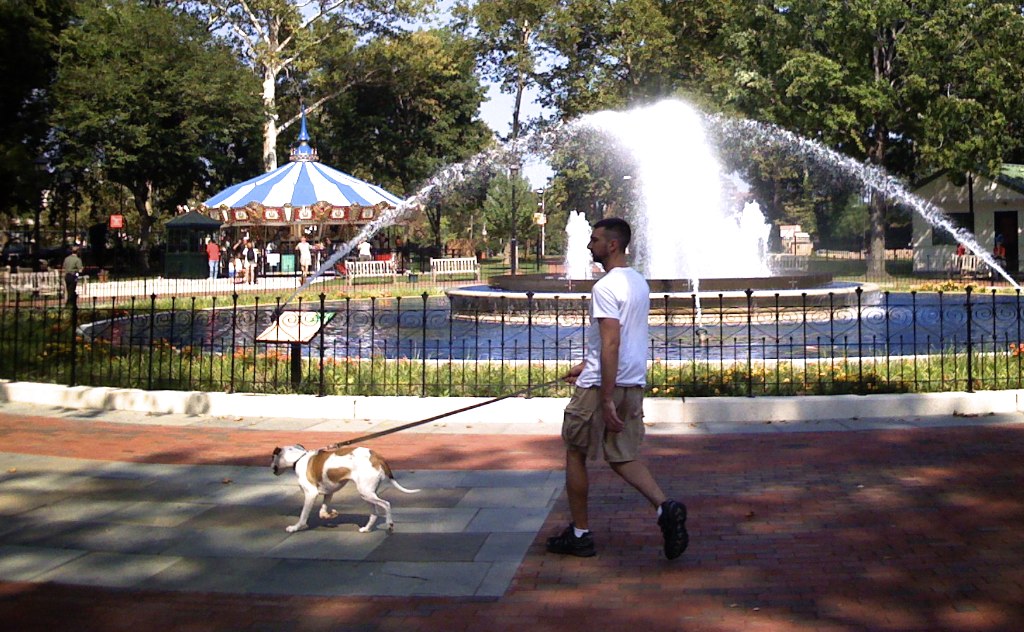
[{"left": 447, "top": 273, "right": 876, "bottom": 320}]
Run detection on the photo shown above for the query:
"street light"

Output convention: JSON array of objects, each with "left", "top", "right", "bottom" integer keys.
[
  {"left": 533, "top": 186, "right": 547, "bottom": 269},
  {"left": 509, "top": 164, "right": 520, "bottom": 274},
  {"left": 534, "top": 187, "right": 548, "bottom": 256},
  {"left": 33, "top": 156, "right": 49, "bottom": 260}
]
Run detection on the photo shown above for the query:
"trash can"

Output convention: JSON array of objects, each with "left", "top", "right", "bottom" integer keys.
[{"left": 280, "top": 254, "right": 295, "bottom": 273}]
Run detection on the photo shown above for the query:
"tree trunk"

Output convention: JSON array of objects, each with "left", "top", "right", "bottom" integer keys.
[
  {"left": 866, "top": 27, "right": 899, "bottom": 279},
  {"left": 132, "top": 181, "right": 154, "bottom": 273},
  {"left": 866, "top": 122, "right": 889, "bottom": 278},
  {"left": 510, "top": 21, "right": 532, "bottom": 142},
  {"left": 867, "top": 195, "right": 887, "bottom": 278},
  {"left": 262, "top": 67, "right": 278, "bottom": 172}
]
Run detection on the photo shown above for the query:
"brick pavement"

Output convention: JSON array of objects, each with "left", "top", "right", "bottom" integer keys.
[{"left": 1, "top": 407, "right": 1024, "bottom": 631}]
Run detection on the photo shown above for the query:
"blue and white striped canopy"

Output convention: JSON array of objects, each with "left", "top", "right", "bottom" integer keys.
[{"left": 203, "top": 160, "right": 403, "bottom": 211}]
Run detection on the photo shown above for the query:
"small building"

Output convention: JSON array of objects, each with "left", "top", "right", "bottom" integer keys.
[
  {"left": 911, "top": 165, "right": 1024, "bottom": 275},
  {"left": 779, "top": 224, "right": 813, "bottom": 256},
  {"left": 164, "top": 210, "right": 223, "bottom": 278}
]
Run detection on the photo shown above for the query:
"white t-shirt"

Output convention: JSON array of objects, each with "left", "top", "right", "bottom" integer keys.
[
  {"left": 357, "top": 241, "right": 372, "bottom": 258},
  {"left": 575, "top": 267, "right": 650, "bottom": 388},
  {"left": 296, "top": 241, "right": 312, "bottom": 265}
]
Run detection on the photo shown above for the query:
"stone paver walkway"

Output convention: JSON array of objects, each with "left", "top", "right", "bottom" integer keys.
[{"left": 1, "top": 401, "right": 1023, "bottom": 631}]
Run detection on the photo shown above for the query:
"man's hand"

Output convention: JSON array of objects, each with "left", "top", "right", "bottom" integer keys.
[
  {"left": 562, "top": 362, "right": 584, "bottom": 385},
  {"left": 602, "top": 398, "right": 624, "bottom": 433}
]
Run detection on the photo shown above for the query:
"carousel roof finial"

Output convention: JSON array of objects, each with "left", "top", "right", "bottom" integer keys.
[{"left": 289, "top": 105, "right": 318, "bottom": 163}]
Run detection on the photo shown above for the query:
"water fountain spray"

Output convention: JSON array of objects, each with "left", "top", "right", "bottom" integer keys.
[
  {"left": 274, "top": 96, "right": 1018, "bottom": 319},
  {"left": 709, "top": 114, "right": 1021, "bottom": 290}
]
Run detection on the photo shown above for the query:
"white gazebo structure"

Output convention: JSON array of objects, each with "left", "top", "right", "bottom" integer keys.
[{"left": 912, "top": 165, "right": 1024, "bottom": 275}]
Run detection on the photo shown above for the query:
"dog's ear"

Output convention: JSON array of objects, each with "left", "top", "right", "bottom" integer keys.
[
  {"left": 295, "top": 444, "right": 305, "bottom": 451},
  {"left": 273, "top": 446, "right": 282, "bottom": 456}
]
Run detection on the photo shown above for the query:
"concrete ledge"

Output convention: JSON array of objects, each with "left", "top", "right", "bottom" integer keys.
[{"left": 3, "top": 380, "right": 1024, "bottom": 426}]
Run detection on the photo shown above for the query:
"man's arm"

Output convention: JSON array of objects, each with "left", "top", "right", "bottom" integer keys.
[{"left": 598, "top": 317, "right": 624, "bottom": 432}]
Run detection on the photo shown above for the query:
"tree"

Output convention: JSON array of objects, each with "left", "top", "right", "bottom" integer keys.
[
  {"left": 0, "top": 0, "right": 73, "bottom": 221},
  {"left": 183, "top": 0, "right": 429, "bottom": 172},
  {"left": 452, "top": 0, "right": 554, "bottom": 140},
  {"left": 713, "top": 0, "right": 1024, "bottom": 276},
  {"left": 51, "top": 0, "right": 262, "bottom": 269},
  {"left": 536, "top": 0, "right": 724, "bottom": 118},
  {"left": 481, "top": 170, "right": 537, "bottom": 259},
  {"left": 316, "top": 29, "right": 492, "bottom": 196}
]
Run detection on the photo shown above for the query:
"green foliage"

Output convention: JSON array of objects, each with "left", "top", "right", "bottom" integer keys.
[
  {"left": 317, "top": 29, "right": 491, "bottom": 197},
  {"left": 535, "top": 0, "right": 715, "bottom": 117},
  {"left": 481, "top": 170, "right": 537, "bottom": 248},
  {"left": 452, "top": 0, "right": 556, "bottom": 138},
  {"left": 0, "top": 0, "right": 73, "bottom": 216},
  {"left": 188, "top": 0, "right": 432, "bottom": 169},
  {"left": 51, "top": 0, "right": 262, "bottom": 257}
]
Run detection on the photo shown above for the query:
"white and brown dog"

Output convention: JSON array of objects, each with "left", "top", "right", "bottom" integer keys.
[{"left": 271, "top": 444, "right": 420, "bottom": 533}]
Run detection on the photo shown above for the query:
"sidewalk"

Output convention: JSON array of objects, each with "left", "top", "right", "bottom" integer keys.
[{"left": 1, "top": 396, "right": 1023, "bottom": 631}]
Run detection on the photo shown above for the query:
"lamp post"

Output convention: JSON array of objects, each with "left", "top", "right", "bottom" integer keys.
[
  {"left": 33, "top": 156, "right": 48, "bottom": 260},
  {"left": 534, "top": 186, "right": 547, "bottom": 257},
  {"left": 509, "top": 164, "right": 520, "bottom": 274}
]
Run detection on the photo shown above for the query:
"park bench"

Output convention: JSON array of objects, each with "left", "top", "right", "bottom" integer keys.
[
  {"left": 954, "top": 254, "right": 981, "bottom": 278},
  {"left": 767, "top": 254, "right": 809, "bottom": 273},
  {"left": 430, "top": 257, "right": 480, "bottom": 282},
  {"left": 346, "top": 258, "right": 397, "bottom": 285},
  {"left": 2, "top": 269, "right": 67, "bottom": 297}
]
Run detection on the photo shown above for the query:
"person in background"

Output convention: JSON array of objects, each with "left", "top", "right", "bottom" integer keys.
[
  {"left": 205, "top": 237, "right": 220, "bottom": 280},
  {"left": 62, "top": 246, "right": 84, "bottom": 306},
  {"left": 357, "top": 239, "right": 372, "bottom": 261},
  {"left": 994, "top": 235, "right": 1007, "bottom": 265},
  {"left": 221, "top": 239, "right": 233, "bottom": 278},
  {"left": 296, "top": 235, "right": 312, "bottom": 284},
  {"left": 241, "top": 239, "right": 258, "bottom": 284}
]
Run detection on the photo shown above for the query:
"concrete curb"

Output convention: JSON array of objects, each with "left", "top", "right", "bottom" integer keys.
[{"left": 2, "top": 380, "right": 1023, "bottom": 425}]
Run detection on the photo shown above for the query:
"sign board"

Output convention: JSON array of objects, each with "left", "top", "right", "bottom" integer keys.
[
  {"left": 256, "top": 311, "right": 336, "bottom": 344},
  {"left": 109, "top": 214, "right": 124, "bottom": 229}
]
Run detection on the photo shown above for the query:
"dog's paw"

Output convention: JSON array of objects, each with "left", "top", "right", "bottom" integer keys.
[
  {"left": 285, "top": 524, "right": 308, "bottom": 533},
  {"left": 319, "top": 508, "right": 339, "bottom": 519},
  {"left": 358, "top": 525, "right": 371, "bottom": 533},
  {"left": 386, "top": 522, "right": 395, "bottom": 534}
]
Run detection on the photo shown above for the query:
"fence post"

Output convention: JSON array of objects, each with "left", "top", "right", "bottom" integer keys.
[
  {"left": 856, "top": 286, "right": 863, "bottom": 385},
  {"left": 229, "top": 293, "right": 238, "bottom": 394},
  {"left": 965, "top": 285, "right": 974, "bottom": 392},
  {"left": 69, "top": 297, "right": 78, "bottom": 386},
  {"left": 12, "top": 295, "right": 20, "bottom": 382},
  {"left": 318, "top": 293, "right": 327, "bottom": 397},
  {"left": 527, "top": 291, "right": 534, "bottom": 395},
  {"left": 147, "top": 294, "right": 156, "bottom": 391},
  {"left": 746, "top": 288, "right": 754, "bottom": 397},
  {"left": 421, "top": 292, "right": 429, "bottom": 396},
  {"left": 1017, "top": 289, "right": 1022, "bottom": 389}
]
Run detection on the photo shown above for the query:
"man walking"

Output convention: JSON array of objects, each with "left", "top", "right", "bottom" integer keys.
[
  {"left": 546, "top": 217, "right": 688, "bottom": 559},
  {"left": 62, "top": 246, "right": 84, "bottom": 307}
]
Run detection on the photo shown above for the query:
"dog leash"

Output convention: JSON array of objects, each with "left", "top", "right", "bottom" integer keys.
[{"left": 327, "top": 377, "right": 566, "bottom": 449}]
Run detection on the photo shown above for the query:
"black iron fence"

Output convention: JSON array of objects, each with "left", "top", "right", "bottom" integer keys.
[{"left": 2, "top": 286, "right": 1023, "bottom": 398}]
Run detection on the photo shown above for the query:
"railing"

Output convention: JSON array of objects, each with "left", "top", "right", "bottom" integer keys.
[{"left": 2, "top": 286, "right": 1023, "bottom": 398}]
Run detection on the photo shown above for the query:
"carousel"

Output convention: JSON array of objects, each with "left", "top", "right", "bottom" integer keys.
[{"left": 201, "top": 112, "right": 405, "bottom": 274}]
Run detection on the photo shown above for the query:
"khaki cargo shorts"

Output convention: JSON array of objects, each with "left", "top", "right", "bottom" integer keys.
[{"left": 562, "top": 385, "right": 645, "bottom": 462}]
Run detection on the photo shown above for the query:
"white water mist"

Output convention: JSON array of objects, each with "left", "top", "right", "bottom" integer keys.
[
  {"left": 564, "top": 211, "right": 594, "bottom": 279},
  {"left": 579, "top": 100, "right": 771, "bottom": 282}
]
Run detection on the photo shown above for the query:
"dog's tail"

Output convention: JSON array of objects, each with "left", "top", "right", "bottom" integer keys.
[
  {"left": 388, "top": 479, "right": 421, "bottom": 494},
  {"left": 381, "top": 460, "right": 421, "bottom": 494}
]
